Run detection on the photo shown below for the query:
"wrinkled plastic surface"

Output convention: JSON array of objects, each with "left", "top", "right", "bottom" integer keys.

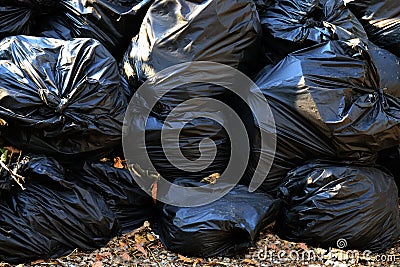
[
  {"left": 0, "top": 36, "right": 127, "bottom": 163},
  {"left": 122, "top": 0, "right": 263, "bottom": 89},
  {"left": 260, "top": 0, "right": 367, "bottom": 63},
  {"left": 72, "top": 162, "right": 156, "bottom": 233},
  {"left": 157, "top": 179, "right": 281, "bottom": 257},
  {"left": 37, "top": 0, "right": 152, "bottom": 60},
  {"left": 0, "top": 3, "right": 34, "bottom": 39},
  {"left": 346, "top": 0, "right": 400, "bottom": 57},
  {"left": 124, "top": 91, "right": 231, "bottom": 181},
  {"left": 0, "top": 202, "right": 70, "bottom": 264},
  {"left": 0, "top": 155, "right": 120, "bottom": 264},
  {"left": 276, "top": 162, "right": 400, "bottom": 252},
  {"left": 248, "top": 39, "right": 400, "bottom": 192},
  {"left": 122, "top": 0, "right": 262, "bottom": 180}
]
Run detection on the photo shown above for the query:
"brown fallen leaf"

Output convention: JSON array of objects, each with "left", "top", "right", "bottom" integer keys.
[
  {"left": 99, "top": 252, "right": 112, "bottom": 258},
  {"left": 134, "top": 243, "right": 148, "bottom": 257},
  {"left": 178, "top": 254, "right": 193, "bottom": 263},
  {"left": 147, "top": 233, "right": 156, "bottom": 242},
  {"left": 92, "top": 261, "right": 103, "bottom": 267},
  {"left": 201, "top": 173, "right": 221, "bottom": 185},
  {"left": 268, "top": 243, "right": 278, "bottom": 250},
  {"left": 119, "top": 241, "right": 128, "bottom": 249},
  {"left": 114, "top": 157, "right": 124, "bottom": 169},
  {"left": 31, "top": 260, "right": 45, "bottom": 264},
  {"left": 120, "top": 252, "right": 132, "bottom": 262},
  {"left": 0, "top": 118, "right": 7, "bottom": 126},
  {"left": 193, "top": 258, "right": 204, "bottom": 267},
  {"left": 242, "top": 259, "right": 258, "bottom": 265},
  {"left": 298, "top": 242, "right": 309, "bottom": 251},
  {"left": 95, "top": 253, "right": 102, "bottom": 261},
  {"left": 134, "top": 233, "right": 148, "bottom": 245},
  {"left": 4, "top": 146, "right": 20, "bottom": 157},
  {"left": 151, "top": 180, "right": 158, "bottom": 204}
]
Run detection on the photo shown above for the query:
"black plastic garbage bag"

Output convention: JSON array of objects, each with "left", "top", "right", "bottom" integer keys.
[
  {"left": 346, "top": 0, "right": 400, "bottom": 57},
  {"left": 122, "top": 0, "right": 263, "bottom": 89},
  {"left": 276, "top": 162, "right": 400, "bottom": 252},
  {"left": 71, "top": 161, "right": 156, "bottom": 233},
  {"left": 156, "top": 180, "right": 281, "bottom": 257},
  {"left": 260, "top": 0, "right": 368, "bottom": 63},
  {"left": 0, "top": 154, "right": 121, "bottom": 263},
  {"left": 0, "top": 201, "right": 70, "bottom": 264},
  {"left": 122, "top": 0, "right": 262, "bottom": 180},
  {"left": 36, "top": 0, "right": 153, "bottom": 60},
  {"left": 12, "top": 155, "right": 120, "bottom": 250},
  {"left": 124, "top": 92, "right": 231, "bottom": 181},
  {"left": 0, "top": 1, "right": 36, "bottom": 39},
  {"left": 0, "top": 36, "right": 127, "bottom": 163},
  {"left": 248, "top": 39, "right": 400, "bottom": 192}
]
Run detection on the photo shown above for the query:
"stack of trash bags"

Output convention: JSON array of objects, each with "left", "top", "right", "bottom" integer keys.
[{"left": 0, "top": 0, "right": 399, "bottom": 264}]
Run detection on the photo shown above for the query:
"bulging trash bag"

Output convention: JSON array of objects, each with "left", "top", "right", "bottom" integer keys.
[
  {"left": 0, "top": 201, "right": 70, "bottom": 264},
  {"left": 248, "top": 39, "right": 400, "bottom": 192},
  {"left": 122, "top": 0, "right": 263, "bottom": 89},
  {"left": 276, "top": 162, "right": 400, "bottom": 252},
  {"left": 0, "top": 154, "right": 121, "bottom": 263},
  {"left": 36, "top": 0, "right": 153, "bottom": 60},
  {"left": 71, "top": 161, "right": 156, "bottom": 233},
  {"left": 156, "top": 179, "right": 281, "bottom": 257},
  {"left": 345, "top": 0, "right": 400, "bottom": 57},
  {"left": 122, "top": 0, "right": 262, "bottom": 180},
  {"left": 260, "top": 0, "right": 368, "bottom": 63},
  {"left": 0, "top": 36, "right": 128, "bottom": 163}
]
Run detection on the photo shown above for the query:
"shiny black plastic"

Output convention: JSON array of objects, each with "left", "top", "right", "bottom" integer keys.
[
  {"left": 0, "top": 155, "right": 120, "bottom": 264},
  {"left": 0, "top": 36, "right": 127, "bottom": 163},
  {"left": 122, "top": 0, "right": 263, "bottom": 90},
  {"left": 260, "top": 0, "right": 368, "bottom": 63},
  {"left": 72, "top": 162, "right": 156, "bottom": 233},
  {"left": 346, "top": 0, "right": 400, "bottom": 57},
  {"left": 37, "top": 0, "right": 153, "bottom": 59},
  {"left": 157, "top": 180, "right": 281, "bottom": 257},
  {"left": 276, "top": 162, "right": 400, "bottom": 252},
  {"left": 121, "top": 0, "right": 262, "bottom": 180},
  {"left": 249, "top": 39, "right": 400, "bottom": 192}
]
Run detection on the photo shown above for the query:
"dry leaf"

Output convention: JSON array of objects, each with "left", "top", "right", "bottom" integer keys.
[
  {"left": 201, "top": 173, "right": 221, "bottom": 184},
  {"left": 31, "top": 260, "right": 45, "bottom": 264},
  {"left": 151, "top": 180, "right": 158, "bottom": 204},
  {"left": 99, "top": 252, "right": 112, "bottom": 258},
  {"left": 193, "top": 258, "right": 204, "bottom": 267},
  {"left": 242, "top": 259, "right": 258, "bottom": 265},
  {"left": 147, "top": 233, "right": 156, "bottom": 242},
  {"left": 119, "top": 241, "right": 127, "bottom": 249},
  {"left": 92, "top": 261, "right": 103, "bottom": 267},
  {"left": 134, "top": 243, "right": 148, "bottom": 257},
  {"left": 114, "top": 157, "right": 124, "bottom": 169},
  {"left": 134, "top": 233, "right": 148, "bottom": 245},
  {"left": 95, "top": 254, "right": 102, "bottom": 261},
  {"left": 5, "top": 146, "right": 20, "bottom": 155},
  {"left": 298, "top": 242, "right": 309, "bottom": 251},
  {"left": 178, "top": 254, "right": 193, "bottom": 263},
  {"left": 120, "top": 252, "right": 131, "bottom": 262},
  {"left": 268, "top": 243, "right": 278, "bottom": 250}
]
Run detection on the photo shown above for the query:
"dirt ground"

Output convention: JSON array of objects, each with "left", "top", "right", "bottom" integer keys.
[{"left": 1, "top": 222, "right": 399, "bottom": 267}]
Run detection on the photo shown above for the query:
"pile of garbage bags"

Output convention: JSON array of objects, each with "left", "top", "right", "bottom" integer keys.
[{"left": 0, "top": 0, "right": 399, "bottom": 264}]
